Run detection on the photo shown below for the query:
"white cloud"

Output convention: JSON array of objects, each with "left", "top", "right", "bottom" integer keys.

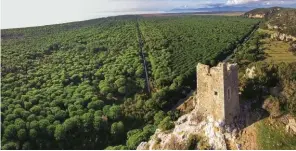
[
  {"left": 226, "top": 0, "right": 260, "bottom": 5},
  {"left": 226, "top": 0, "right": 296, "bottom": 5},
  {"left": 1, "top": 0, "right": 296, "bottom": 29},
  {"left": 2, "top": 0, "right": 207, "bottom": 29}
]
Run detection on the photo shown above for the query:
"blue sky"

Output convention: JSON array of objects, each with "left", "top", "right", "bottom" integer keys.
[{"left": 1, "top": 0, "right": 296, "bottom": 29}]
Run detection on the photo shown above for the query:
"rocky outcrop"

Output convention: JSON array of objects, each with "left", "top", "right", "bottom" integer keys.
[
  {"left": 138, "top": 62, "right": 244, "bottom": 150},
  {"left": 280, "top": 114, "right": 296, "bottom": 135},
  {"left": 247, "top": 14, "right": 265, "bottom": 19},
  {"left": 245, "top": 66, "right": 256, "bottom": 79},
  {"left": 267, "top": 24, "right": 279, "bottom": 30},
  {"left": 286, "top": 118, "right": 296, "bottom": 135},
  {"left": 270, "top": 32, "right": 296, "bottom": 42},
  {"left": 244, "top": 7, "right": 282, "bottom": 19},
  {"left": 137, "top": 107, "right": 241, "bottom": 150}
]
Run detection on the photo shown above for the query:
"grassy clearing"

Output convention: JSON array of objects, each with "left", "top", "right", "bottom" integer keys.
[
  {"left": 262, "top": 39, "right": 296, "bottom": 63},
  {"left": 258, "top": 28, "right": 276, "bottom": 35},
  {"left": 256, "top": 118, "right": 296, "bottom": 150},
  {"left": 258, "top": 29, "right": 296, "bottom": 63}
]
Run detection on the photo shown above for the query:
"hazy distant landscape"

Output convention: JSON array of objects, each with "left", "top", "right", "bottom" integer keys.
[{"left": 1, "top": 10, "right": 246, "bottom": 29}]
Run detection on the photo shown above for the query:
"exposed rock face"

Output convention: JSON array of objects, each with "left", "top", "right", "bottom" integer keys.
[
  {"left": 244, "top": 7, "right": 282, "bottom": 19},
  {"left": 270, "top": 32, "right": 296, "bottom": 42},
  {"left": 137, "top": 109, "right": 204, "bottom": 150},
  {"left": 286, "top": 118, "right": 296, "bottom": 135},
  {"left": 247, "top": 14, "right": 265, "bottom": 19},
  {"left": 267, "top": 23, "right": 296, "bottom": 42},
  {"left": 280, "top": 114, "right": 296, "bottom": 135},
  {"left": 137, "top": 107, "right": 241, "bottom": 150}
]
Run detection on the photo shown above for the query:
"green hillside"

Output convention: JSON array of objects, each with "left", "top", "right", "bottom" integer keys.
[
  {"left": 244, "top": 7, "right": 283, "bottom": 18},
  {"left": 268, "top": 9, "right": 296, "bottom": 36},
  {"left": 244, "top": 7, "right": 296, "bottom": 36}
]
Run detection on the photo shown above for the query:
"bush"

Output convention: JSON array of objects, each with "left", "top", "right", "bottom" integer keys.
[
  {"left": 158, "top": 116, "right": 174, "bottom": 131},
  {"left": 105, "top": 145, "right": 128, "bottom": 150},
  {"left": 262, "top": 96, "right": 282, "bottom": 118},
  {"left": 187, "top": 135, "right": 199, "bottom": 150},
  {"left": 126, "top": 125, "right": 156, "bottom": 149},
  {"left": 288, "top": 42, "right": 296, "bottom": 55}
]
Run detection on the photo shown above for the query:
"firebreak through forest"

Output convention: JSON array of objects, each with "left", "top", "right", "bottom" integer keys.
[{"left": 1, "top": 15, "right": 259, "bottom": 149}]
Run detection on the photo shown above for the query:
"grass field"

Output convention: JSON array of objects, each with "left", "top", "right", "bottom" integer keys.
[
  {"left": 256, "top": 118, "right": 296, "bottom": 150},
  {"left": 263, "top": 39, "right": 296, "bottom": 63},
  {"left": 259, "top": 29, "right": 296, "bottom": 63}
]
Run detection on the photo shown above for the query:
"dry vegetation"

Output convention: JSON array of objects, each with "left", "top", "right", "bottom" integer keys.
[
  {"left": 238, "top": 123, "right": 259, "bottom": 150},
  {"left": 261, "top": 35, "right": 296, "bottom": 63}
]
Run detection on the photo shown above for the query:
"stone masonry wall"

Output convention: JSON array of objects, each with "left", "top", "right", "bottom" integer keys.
[
  {"left": 223, "top": 64, "right": 240, "bottom": 124},
  {"left": 196, "top": 63, "right": 240, "bottom": 124}
]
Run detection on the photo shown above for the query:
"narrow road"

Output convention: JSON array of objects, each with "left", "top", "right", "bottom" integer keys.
[
  {"left": 172, "top": 22, "right": 260, "bottom": 110},
  {"left": 136, "top": 20, "right": 151, "bottom": 93},
  {"left": 223, "top": 23, "right": 260, "bottom": 62}
]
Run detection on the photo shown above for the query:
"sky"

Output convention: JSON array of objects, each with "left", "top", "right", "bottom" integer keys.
[{"left": 1, "top": 0, "right": 296, "bottom": 29}]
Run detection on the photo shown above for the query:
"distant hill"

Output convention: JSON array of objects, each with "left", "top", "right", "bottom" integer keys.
[
  {"left": 243, "top": 7, "right": 283, "bottom": 18},
  {"left": 268, "top": 8, "right": 296, "bottom": 37},
  {"left": 169, "top": 6, "right": 253, "bottom": 13},
  {"left": 245, "top": 7, "right": 296, "bottom": 37}
]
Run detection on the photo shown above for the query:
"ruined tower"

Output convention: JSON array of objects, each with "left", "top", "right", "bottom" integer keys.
[{"left": 196, "top": 62, "right": 240, "bottom": 124}]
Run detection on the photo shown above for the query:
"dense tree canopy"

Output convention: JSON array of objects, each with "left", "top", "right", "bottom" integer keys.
[{"left": 1, "top": 15, "right": 259, "bottom": 149}]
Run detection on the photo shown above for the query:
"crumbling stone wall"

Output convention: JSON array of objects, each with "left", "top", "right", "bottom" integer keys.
[{"left": 196, "top": 63, "right": 240, "bottom": 124}]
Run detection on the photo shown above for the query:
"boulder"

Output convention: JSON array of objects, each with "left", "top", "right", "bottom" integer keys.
[
  {"left": 137, "top": 142, "right": 148, "bottom": 150},
  {"left": 286, "top": 118, "right": 296, "bottom": 135},
  {"left": 245, "top": 66, "right": 256, "bottom": 79}
]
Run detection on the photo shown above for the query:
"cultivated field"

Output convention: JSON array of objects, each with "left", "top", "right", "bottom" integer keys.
[
  {"left": 258, "top": 29, "right": 296, "bottom": 63},
  {"left": 263, "top": 39, "right": 296, "bottom": 63}
]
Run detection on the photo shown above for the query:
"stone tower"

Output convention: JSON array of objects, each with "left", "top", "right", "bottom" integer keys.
[{"left": 196, "top": 62, "right": 240, "bottom": 124}]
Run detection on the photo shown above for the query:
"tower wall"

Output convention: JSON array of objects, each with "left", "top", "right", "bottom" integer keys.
[
  {"left": 196, "top": 62, "right": 240, "bottom": 124},
  {"left": 223, "top": 64, "right": 240, "bottom": 124}
]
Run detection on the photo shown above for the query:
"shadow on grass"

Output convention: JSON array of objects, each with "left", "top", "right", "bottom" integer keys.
[{"left": 237, "top": 99, "right": 269, "bottom": 129}]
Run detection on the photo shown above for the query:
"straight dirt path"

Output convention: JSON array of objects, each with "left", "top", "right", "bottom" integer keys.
[
  {"left": 223, "top": 22, "right": 260, "bottom": 62},
  {"left": 136, "top": 20, "right": 151, "bottom": 93}
]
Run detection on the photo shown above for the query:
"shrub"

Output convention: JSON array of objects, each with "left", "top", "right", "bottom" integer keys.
[{"left": 158, "top": 116, "right": 174, "bottom": 131}]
